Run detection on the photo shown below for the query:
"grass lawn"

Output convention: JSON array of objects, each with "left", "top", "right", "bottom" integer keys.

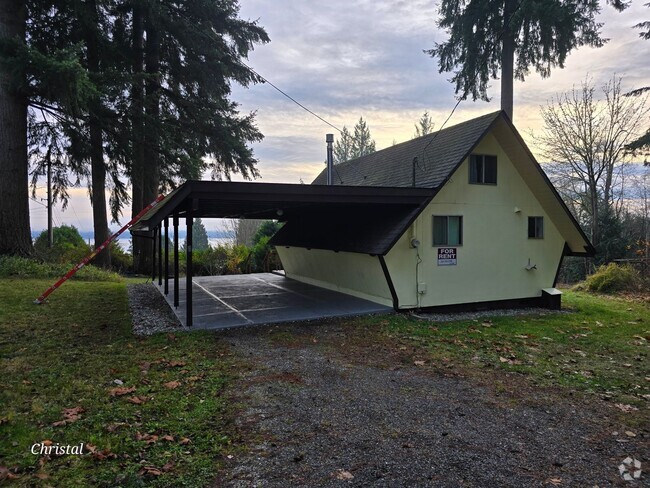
[
  {"left": 364, "top": 291, "right": 649, "bottom": 409},
  {"left": 1, "top": 275, "right": 647, "bottom": 486},
  {"left": 0, "top": 277, "right": 241, "bottom": 487}
]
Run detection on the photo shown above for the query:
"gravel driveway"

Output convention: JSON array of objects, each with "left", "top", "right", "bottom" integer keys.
[{"left": 216, "top": 322, "right": 646, "bottom": 488}]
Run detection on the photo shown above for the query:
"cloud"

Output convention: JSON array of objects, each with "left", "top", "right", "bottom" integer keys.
[{"left": 32, "top": 0, "right": 650, "bottom": 232}]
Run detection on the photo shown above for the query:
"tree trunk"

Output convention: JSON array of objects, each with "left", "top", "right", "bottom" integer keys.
[
  {"left": 131, "top": 2, "right": 147, "bottom": 273},
  {"left": 85, "top": 0, "right": 110, "bottom": 267},
  {"left": 0, "top": 0, "right": 31, "bottom": 256},
  {"left": 500, "top": 0, "right": 516, "bottom": 121},
  {"left": 143, "top": 14, "right": 160, "bottom": 217}
]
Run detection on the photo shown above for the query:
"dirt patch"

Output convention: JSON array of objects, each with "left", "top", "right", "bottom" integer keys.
[{"left": 216, "top": 321, "right": 648, "bottom": 487}]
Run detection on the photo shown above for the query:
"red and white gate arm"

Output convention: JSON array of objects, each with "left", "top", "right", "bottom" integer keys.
[{"left": 34, "top": 194, "right": 166, "bottom": 304}]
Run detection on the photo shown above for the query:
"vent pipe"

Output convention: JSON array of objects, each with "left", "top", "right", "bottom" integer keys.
[{"left": 326, "top": 133, "right": 334, "bottom": 185}]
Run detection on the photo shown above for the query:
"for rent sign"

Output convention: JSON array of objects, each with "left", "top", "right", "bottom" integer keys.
[{"left": 437, "top": 247, "right": 457, "bottom": 266}]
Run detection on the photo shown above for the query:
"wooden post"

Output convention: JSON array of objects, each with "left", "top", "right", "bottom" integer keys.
[
  {"left": 151, "top": 227, "right": 156, "bottom": 282},
  {"left": 173, "top": 213, "right": 179, "bottom": 308},
  {"left": 157, "top": 222, "right": 162, "bottom": 286},
  {"left": 186, "top": 207, "right": 193, "bottom": 327},
  {"left": 164, "top": 217, "right": 169, "bottom": 295}
]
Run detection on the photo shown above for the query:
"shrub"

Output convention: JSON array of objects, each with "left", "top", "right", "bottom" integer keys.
[
  {"left": 575, "top": 263, "right": 641, "bottom": 293},
  {"left": 226, "top": 245, "right": 251, "bottom": 274},
  {"left": 33, "top": 225, "right": 91, "bottom": 264},
  {"left": 0, "top": 256, "right": 121, "bottom": 282},
  {"left": 108, "top": 241, "right": 132, "bottom": 273}
]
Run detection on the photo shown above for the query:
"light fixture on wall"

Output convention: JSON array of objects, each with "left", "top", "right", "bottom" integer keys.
[
  {"left": 410, "top": 237, "right": 421, "bottom": 248},
  {"left": 525, "top": 258, "right": 537, "bottom": 270},
  {"left": 514, "top": 206, "right": 521, "bottom": 213}
]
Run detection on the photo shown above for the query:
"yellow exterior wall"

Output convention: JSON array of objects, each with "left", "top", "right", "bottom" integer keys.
[
  {"left": 278, "top": 131, "right": 565, "bottom": 309},
  {"left": 276, "top": 247, "right": 394, "bottom": 307},
  {"left": 384, "top": 132, "right": 565, "bottom": 308}
]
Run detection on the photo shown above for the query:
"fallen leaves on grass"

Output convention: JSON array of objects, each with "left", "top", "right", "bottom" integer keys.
[
  {"left": 139, "top": 466, "right": 162, "bottom": 477},
  {"left": 85, "top": 443, "right": 117, "bottom": 461},
  {"left": 0, "top": 466, "right": 19, "bottom": 481},
  {"left": 105, "top": 422, "right": 127, "bottom": 433},
  {"left": 126, "top": 396, "right": 149, "bottom": 405},
  {"left": 52, "top": 406, "right": 84, "bottom": 427},
  {"left": 614, "top": 403, "right": 639, "bottom": 413},
  {"left": 179, "top": 437, "right": 191, "bottom": 445},
  {"left": 499, "top": 356, "right": 522, "bottom": 365},
  {"left": 108, "top": 386, "right": 136, "bottom": 397},
  {"left": 413, "top": 360, "right": 426, "bottom": 366},
  {"left": 546, "top": 477, "right": 562, "bottom": 485},
  {"left": 168, "top": 360, "right": 186, "bottom": 367},
  {"left": 163, "top": 381, "right": 181, "bottom": 389},
  {"left": 135, "top": 432, "right": 159, "bottom": 445}
]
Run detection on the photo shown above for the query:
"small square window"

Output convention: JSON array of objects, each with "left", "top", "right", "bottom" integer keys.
[
  {"left": 433, "top": 216, "right": 462, "bottom": 246},
  {"left": 469, "top": 155, "right": 497, "bottom": 184},
  {"left": 528, "top": 216, "right": 544, "bottom": 239}
]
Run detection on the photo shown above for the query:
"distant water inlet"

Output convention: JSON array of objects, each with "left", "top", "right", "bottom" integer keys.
[{"left": 115, "top": 237, "right": 234, "bottom": 251}]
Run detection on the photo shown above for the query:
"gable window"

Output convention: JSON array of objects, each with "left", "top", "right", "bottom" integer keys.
[
  {"left": 469, "top": 154, "right": 497, "bottom": 184},
  {"left": 433, "top": 216, "right": 463, "bottom": 246},
  {"left": 528, "top": 216, "right": 544, "bottom": 239}
]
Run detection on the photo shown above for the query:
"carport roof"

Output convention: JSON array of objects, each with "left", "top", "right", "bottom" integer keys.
[{"left": 130, "top": 181, "right": 434, "bottom": 255}]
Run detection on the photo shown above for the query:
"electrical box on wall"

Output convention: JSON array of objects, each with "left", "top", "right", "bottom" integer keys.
[{"left": 418, "top": 282, "right": 427, "bottom": 295}]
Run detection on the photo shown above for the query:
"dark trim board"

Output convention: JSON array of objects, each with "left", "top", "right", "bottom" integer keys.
[
  {"left": 410, "top": 295, "right": 559, "bottom": 314},
  {"left": 553, "top": 243, "right": 570, "bottom": 287},
  {"left": 378, "top": 255, "right": 399, "bottom": 311}
]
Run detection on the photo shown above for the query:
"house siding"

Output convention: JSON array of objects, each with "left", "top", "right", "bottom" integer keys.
[
  {"left": 276, "top": 247, "right": 394, "bottom": 307},
  {"left": 385, "top": 132, "right": 565, "bottom": 308}
]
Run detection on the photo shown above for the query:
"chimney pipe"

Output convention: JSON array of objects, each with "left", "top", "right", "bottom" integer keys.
[{"left": 326, "top": 133, "right": 334, "bottom": 185}]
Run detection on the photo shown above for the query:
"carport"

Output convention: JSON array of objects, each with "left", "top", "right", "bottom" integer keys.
[
  {"left": 155, "top": 273, "right": 391, "bottom": 329},
  {"left": 130, "top": 181, "right": 433, "bottom": 327}
]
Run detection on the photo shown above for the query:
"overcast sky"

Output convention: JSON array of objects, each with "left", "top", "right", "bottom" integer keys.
[{"left": 31, "top": 0, "right": 650, "bottom": 233}]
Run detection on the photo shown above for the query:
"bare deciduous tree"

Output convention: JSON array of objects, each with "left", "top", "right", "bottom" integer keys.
[
  {"left": 536, "top": 76, "right": 649, "bottom": 249},
  {"left": 224, "top": 218, "right": 263, "bottom": 246}
]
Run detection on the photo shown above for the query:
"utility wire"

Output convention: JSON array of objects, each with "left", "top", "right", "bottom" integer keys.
[{"left": 243, "top": 62, "right": 342, "bottom": 134}]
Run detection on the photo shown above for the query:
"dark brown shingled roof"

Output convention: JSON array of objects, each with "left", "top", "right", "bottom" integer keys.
[{"left": 312, "top": 111, "right": 502, "bottom": 188}]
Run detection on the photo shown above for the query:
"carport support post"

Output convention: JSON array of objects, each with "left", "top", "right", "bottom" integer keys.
[
  {"left": 186, "top": 207, "right": 193, "bottom": 327},
  {"left": 164, "top": 218, "right": 169, "bottom": 295},
  {"left": 158, "top": 222, "right": 162, "bottom": 286},
  {"left": 151, "top": 227, "right": 156, "bottom": 282},
  {"left": 173, "top": 213, "right": 179, "bottom": 308}
]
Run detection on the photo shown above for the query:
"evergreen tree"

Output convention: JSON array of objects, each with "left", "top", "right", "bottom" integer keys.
[
  {"left": 0, "top": 0, "right": 31, "bottom": 255},
  {"left": 333, "top": 126, "right": 352, "bottom": 164},
  {"left": 191, "top": 218, "right": 210, "bottom": 251},
  {"left": 414, "top": 111, "right": 434, "bottom": 138},
  {"left": 625, "top": 3, "right": 650, "bottom": 155},
  {"left": 427, "top": 0, "right": 628, "bottom": 120},
  {"left": 350, "top": 117, "right": 376, "bottom": 159},
  {"left": 129, "top": 0, "right": 269, "bottom": 273}
]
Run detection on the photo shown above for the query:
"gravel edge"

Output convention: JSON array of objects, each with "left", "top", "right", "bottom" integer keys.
[{"left": 127, "top": 282, "right": 187, "bottom": 336}]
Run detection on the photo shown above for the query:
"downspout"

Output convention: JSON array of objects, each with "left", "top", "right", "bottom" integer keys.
[{"left": 378, "top": 255, "right": 399, "bottom": 311}]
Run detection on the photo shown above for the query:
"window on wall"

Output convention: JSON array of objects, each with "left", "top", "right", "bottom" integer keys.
[
  {"left": 528, "top": 216, "right": 544, "bottom": 238},
  {"left": 469, "top": 154, "right": 497, "bottom": 184},
  {"left": 433, "top": 216, "right": 463, "bottom": 246}
]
